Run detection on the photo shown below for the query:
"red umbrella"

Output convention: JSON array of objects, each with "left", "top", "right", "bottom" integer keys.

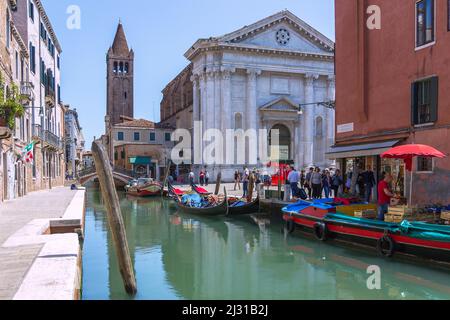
[{"left": 381, "top": 144, "right": 446, "bottom": 205}]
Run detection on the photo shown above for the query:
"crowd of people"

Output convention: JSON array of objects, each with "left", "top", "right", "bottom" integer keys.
[{"left": 282, "top": 166, "right": 345, "bottom": 201}]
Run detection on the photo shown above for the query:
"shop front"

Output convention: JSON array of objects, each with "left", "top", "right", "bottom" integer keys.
[{"left": 326, "top": 140, "right": 405, "bottom": 202}]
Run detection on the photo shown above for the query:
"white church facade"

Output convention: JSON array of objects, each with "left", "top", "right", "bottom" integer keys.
[{"left": 160, "top": 10, "right": 335, "bottom": 181}]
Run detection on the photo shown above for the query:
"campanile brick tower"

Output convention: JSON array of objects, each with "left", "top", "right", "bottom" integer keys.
[{"left": 106, "top": 22, "right": 134, "bottom": 125}]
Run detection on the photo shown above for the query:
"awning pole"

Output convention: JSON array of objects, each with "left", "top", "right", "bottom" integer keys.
[{"left": 409, "top": 169, "right": 413, "bottom": 207}]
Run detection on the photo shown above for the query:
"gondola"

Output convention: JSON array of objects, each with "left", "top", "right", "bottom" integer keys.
[
  {"left": 282, "top": 200, "right": 450, "bottom": 266},
  {"left": 190, "top": 182, "right": 259, "bottom": 215},
  {"left": 168, "top": 183, "right": 229, "bottom": 216},
  {"left": 227, "top": 197, "right": 260, "bottom": 216}
]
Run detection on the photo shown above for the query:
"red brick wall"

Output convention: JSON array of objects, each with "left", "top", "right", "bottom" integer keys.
[{"left": 335, "top": 0, "right": 450, "bottom": 204}]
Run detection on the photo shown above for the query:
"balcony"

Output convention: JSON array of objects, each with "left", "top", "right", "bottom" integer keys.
[
  {"left": 20, "top": 82, "right": 34, "bottom": 103},
  {"left": 32, "top": 124, "right": 64, "bottom": 150},
  {"left": 45, "top": 85, "right": 55, "bottom": 107}
]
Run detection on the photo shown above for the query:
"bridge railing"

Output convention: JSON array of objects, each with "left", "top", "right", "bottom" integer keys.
[{"left": 77, "top": 165, "right": 135, "bottom": 180}]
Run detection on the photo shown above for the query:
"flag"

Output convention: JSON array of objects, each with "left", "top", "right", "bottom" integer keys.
[{"left": 22, "top": 141, "right": 36, "bottom": 165}]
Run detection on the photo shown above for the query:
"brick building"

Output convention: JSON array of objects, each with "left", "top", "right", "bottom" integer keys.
[{"left": 329, "top": 0, "right": 450, "bottom": 204}]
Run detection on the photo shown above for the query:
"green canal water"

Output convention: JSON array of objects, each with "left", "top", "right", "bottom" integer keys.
[{"left": 82, "top": 186, "right": 450, "bottom": 300}]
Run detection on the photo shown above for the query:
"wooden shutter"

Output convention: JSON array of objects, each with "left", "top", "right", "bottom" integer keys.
[
  {"left": 411, "top": 82, "right": 419, "bottom": 125},
  {"left": 429, "top": 76, "right": 438, "bottom": 123}
]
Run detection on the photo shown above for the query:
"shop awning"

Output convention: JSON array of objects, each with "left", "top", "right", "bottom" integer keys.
[
  {"left": 326, "top": 140, "right": 401, "bottom": 160},
  {"left": 129, "top": 157, "right": 152, "bottom": 165}
]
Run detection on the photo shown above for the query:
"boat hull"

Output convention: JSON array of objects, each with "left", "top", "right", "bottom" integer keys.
[
  {"left": 283, "top": 212, "right": 450, "bottom": 265},
  {"left": 228, "top": 198, "right": 260, "bottom": 215},
  {"left": 125, "top": 183, "right": 162, "bottom": 197}
]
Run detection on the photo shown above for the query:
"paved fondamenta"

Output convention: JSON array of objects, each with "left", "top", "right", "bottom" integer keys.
[{"left": 0, "top": 187, "right": 78, "bottom": 300}]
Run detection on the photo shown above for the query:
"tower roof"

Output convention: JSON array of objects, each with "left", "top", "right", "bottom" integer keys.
[{"left": 111, "top": 22, "right": 130, "bottom": 56}]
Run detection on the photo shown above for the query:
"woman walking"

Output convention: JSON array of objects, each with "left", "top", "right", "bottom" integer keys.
[
  {"left": 331, "top": 169, "right": 343, "bottom": 197},
  {"left": 234, "top": 170, "right": 241, "bottom": 191},
  {"left": 322, "top": 170, "right": 332, "bottom": 199},
  {"left": 310, "top": 167, "right": 323, "bottom": 199}
]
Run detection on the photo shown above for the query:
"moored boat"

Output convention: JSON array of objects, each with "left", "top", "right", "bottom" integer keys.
[
  {"left": 282, "top": 200, "right": 450, "bottom": 265},
  {"left": 228, "top": 197, "right": 260, "bottom": 215},
  {"left": 125, "top": 178, "right": 163, "bottom": 197},
  {"left": 169, "top": 186, "right": 229, "bottom": 216}
]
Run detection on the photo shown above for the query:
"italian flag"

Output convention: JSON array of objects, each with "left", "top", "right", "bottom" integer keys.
[{"left": 22, "top": 141, "right": 36, "bottom": 165}]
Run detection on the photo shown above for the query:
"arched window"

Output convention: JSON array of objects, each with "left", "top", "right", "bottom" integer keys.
[
  {"left": 235, "top": 113, "right": 243, "bottom": 129},
  {"left": 124, "top": 63, "right": 129, "bottom": 74},
  {"left": 119, "top": 62, "right": 123, "bottom": 73},
  {"left": 315, "top": 116, "right": 323, "bottom": 137},
  {"left": 113, "top": 62, "right": 118, "bottom": 73}
]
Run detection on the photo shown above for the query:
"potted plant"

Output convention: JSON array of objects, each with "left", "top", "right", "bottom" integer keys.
[{"left": 0, "top": 74, "right": 25, "bottom": 129}]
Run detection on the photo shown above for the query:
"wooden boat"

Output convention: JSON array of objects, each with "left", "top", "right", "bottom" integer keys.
[
  {"left": 282, "top": 199, "right": 450, "bottom": 266},
  {"left": 168, "top": 186, "right": 229, "bottom": 216},
  {"left": 227, "top": 197, "right": 260, "bottom": 215},
  {"left": 124, "top": 178, "right": 162, "bottom": 197}
]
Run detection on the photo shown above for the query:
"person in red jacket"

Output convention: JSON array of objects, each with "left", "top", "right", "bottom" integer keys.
[{"left": 377, "top": 173, "right": 395, "bottom": 221}]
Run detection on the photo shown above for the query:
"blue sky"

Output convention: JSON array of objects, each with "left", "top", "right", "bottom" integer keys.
[{"left": 42, "top": 0, "right": 335, "bottom": 148}]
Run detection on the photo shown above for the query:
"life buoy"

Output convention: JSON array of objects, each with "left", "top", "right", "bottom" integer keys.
[
  {"left": 377, "top": 235, "right": 396, "bottom": 257},
  {"left": 285, "top": 218, "right": 295, "bottom": 234},
  {"left": 313, "top": 222, "right": 328, "bottom": 241}
]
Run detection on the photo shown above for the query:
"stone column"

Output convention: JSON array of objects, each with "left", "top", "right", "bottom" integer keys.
[
  {"left": 191, "top": 74, "right": 200, "bottom": 166},
  {"left": 294, "top": 119, "right": 302, "bottom": 169},
  {"left": 206, "top": 70, "right": 215, "bottom": 132},
  {"left": 303, "top": 73, "right": 319, "bottom": 167},
  {"left": 214, "top": 70, "right": 221, "bottom": 131},
  {"left": 221, "top": 67, "right": 234, "bottom": 131},
  {"left": 246, "top": 69, "right": 260, "bottom": 131},
  {"left": 199, "top": 73, "right": 208, "bottom": 165},
  {"left": 326, "top": 75, "right": 336, "bottom": 153}
]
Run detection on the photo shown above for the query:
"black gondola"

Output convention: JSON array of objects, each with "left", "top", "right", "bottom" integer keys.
[
  {"left": 228, "top": 197, "right": 260, "bottom": 216},
  {"left": 168, "top": 184, "right": 229, "bottom": 216}
]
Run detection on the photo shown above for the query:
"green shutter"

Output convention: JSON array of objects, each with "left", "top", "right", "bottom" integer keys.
[
  {"left": 429, "top": 76, "right": 438, "bottom": 123},
  {"left": 411, "top": 82, "right": 418, "bottom": 125}
]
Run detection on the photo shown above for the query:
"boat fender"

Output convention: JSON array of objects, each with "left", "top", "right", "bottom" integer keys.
[
  {"left": 285, "top": 217, "right": 295, "bottom": 234},
  {"left": 377, "top": 235, "right": 396, "bottom": 258},
  {"left": 313, "top": 222, "right": 328, "bottom": 241}
]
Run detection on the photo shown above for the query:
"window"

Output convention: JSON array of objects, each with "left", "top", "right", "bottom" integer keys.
[
  {"left": 15, "top": 51, "right": 19, "bottom": 79},
  {"left": 121, "top": 150, "right": 125, "bottom": 159},
  {"left": 134, "top": 132, "right": 140, "bottom": 141},
  {"left": 29, "top": 43, "right": 36, "bottom": 74},
  {"left": 117, "top": 132, "right": 124, "bottom": 141},
  {"left": 417, "top": 157, "right": 433, "bottom": 172},
  {"left": 447, "top": 0, "right": 450, "bottom": 31},
  {"left": 411, "top": 76, "right": 438, "bottom": 125},
  {"left": 58, "top": 85, "right": 61, "bottom": 103},
  {"left": 29, "top": 0, "right": 34, "bottom": 22},
  {"left": 6, "top": 12, "right": 10, "bottom": 48},
  {"left": 114, "top": 151, "right": 118, "bottom": 161},
  {"left": 235, "top": 113, "right": 243, "bottom": 129},
  {"left": 113, "top": 62, "right": 118, "bottom": 73},
  {"left": 165, "top": 132, "right": 171, "bottom": 142},
  {"left": 124, "top": 63, "right": 129, "bottom": 73},
  {"left": 416, "top": 0, "right": 434, "bottom": 48},
  {"left": 40, "top": 22, "right": 47, "bottom": 41},
  {"left": 150, "top": 132, "right": 156, "bottom": 142},
  {"left": 57, "top": 55, "right": 60, "bottom": 69}
]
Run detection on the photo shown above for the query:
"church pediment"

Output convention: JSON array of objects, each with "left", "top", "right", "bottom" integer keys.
[
  {"left": 219, "top": 10, "right": 334, "bottom": 54},
  {"left": 185, "top": 10, "right": 334, "bottom": 60},
  {"left": 259, "top": 97, "right": 299, "bottom": 113}
]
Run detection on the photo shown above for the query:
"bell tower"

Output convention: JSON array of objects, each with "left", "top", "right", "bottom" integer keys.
[{"left": 106, "top": 22, "right": 134, "bottom": 125}]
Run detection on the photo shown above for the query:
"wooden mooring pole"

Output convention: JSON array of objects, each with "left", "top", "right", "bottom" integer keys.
[
  {"left": 214, "top": 172, "right": 222, "bottom": 195},
  {"left": 91, "top": 140, "right": 137, "bottom": 295}
]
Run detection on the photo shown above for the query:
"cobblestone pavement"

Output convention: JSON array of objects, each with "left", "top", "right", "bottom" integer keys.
[{"left": 0, "top": 187, "right": 77, "bottom": 300}]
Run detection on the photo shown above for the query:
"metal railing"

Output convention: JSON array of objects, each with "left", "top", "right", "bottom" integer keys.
[
  {"left": 32, "top": 124, "right": 64, "bottom": 150},
  {"left": 20, "top": 82, "right": 34, "bottom": 100}
]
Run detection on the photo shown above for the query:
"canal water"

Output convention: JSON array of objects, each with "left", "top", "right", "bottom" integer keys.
[{"left": 82, "top": 186, "right": 450, "bottom": 300}]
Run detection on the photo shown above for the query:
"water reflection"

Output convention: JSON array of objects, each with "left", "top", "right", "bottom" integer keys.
[{"left": 82, "top": 187, "right": 450, "bottom": 300}]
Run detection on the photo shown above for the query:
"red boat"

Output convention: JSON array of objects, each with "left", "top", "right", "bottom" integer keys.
[
  {"left": 125, "top": 178, "right": 162, "bottom": 197},
  {"left": 282, "top": 200, "right": 450, "bottom": 266}
]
